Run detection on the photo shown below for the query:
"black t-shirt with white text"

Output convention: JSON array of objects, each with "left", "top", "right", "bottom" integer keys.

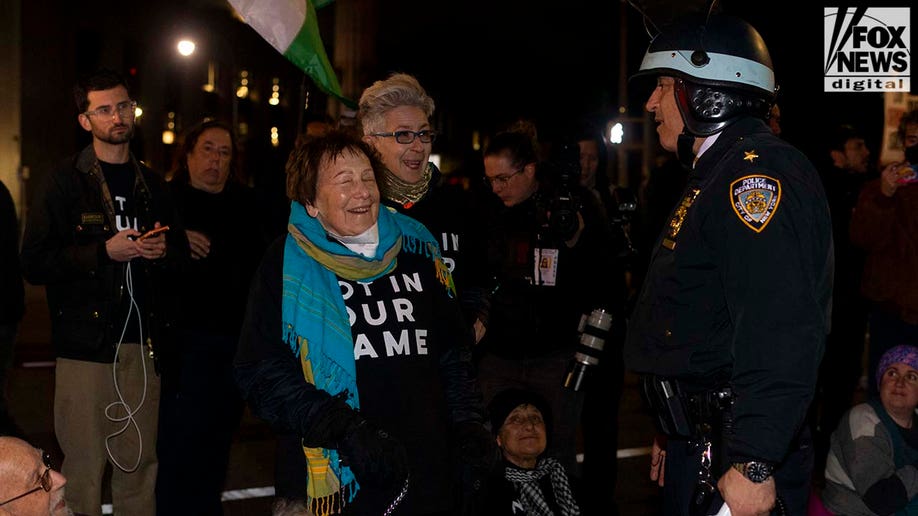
[{"left": 100, "top": 160, "right": 145, "bottom": 343}]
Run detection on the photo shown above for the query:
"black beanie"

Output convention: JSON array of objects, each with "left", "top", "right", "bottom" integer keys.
[{"left": 487, "top": 388, "right": 552, "bottom": 438}]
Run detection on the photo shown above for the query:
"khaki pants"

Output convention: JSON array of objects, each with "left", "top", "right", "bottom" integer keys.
[{"left": 55, "top": 346, "right": 160, "bottom": 516}]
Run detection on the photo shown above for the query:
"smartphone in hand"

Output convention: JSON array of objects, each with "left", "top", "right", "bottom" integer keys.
[
  {"left": 896, "top": 164, "right": 918, "bottom": 185},
  {"left": 137, "top": 225, "right": 170, "bottom": 241}
]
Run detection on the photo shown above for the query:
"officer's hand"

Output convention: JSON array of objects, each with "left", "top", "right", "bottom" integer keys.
[
  {"left": 649, "top": 434, "right": 666, "bottom": 487},
  {"left": 106, "top": 229, "right": 142, "bottom": 262},
  {"left": 717, "top": 466, "right": 775, "bottom": 516}
]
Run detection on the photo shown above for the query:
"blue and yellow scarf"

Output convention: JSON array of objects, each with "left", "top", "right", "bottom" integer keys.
[{"left": 282, "top": 201, "right": 453, "bottom": 514}]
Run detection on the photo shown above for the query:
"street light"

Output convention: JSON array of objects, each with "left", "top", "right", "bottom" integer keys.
[{"left": 177, "top": 39, "right": 196, "bottom": 57}]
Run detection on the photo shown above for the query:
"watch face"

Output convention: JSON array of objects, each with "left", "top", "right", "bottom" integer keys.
[{"left": 746, "top": 462, "right": 773, "bottom": 483}]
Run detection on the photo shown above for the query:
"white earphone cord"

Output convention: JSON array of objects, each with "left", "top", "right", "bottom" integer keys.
[{"left": 104, "top": 261, "right": 148, "bottom": 473}]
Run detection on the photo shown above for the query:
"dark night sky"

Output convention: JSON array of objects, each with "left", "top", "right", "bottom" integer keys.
[
  {"left": 20, "top": 0, "right": 912, "bottom": 184},
  {"left": 366, "top": 0, "right": 912, "bottom": 164}
]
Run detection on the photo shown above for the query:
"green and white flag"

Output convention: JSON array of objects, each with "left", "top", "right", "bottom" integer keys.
[{"left": 227, "top": 0, "right": 355, "bottom": 107}]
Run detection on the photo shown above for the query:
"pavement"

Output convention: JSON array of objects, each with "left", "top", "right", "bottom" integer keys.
[{"left": 6, "top": 283, "right": 663, "bottom": 515}]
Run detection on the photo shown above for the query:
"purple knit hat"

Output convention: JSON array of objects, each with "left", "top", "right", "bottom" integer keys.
[{"left": 877, "top": 345, "right": 918, "bottom": 390}]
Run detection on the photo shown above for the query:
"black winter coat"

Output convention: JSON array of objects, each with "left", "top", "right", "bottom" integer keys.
[{"left": 20, "top": 145, "right": 186, "bottom": 363}]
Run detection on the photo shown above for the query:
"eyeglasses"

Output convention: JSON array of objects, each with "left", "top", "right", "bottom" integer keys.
[
  {"left": 484, "top": 169, "right": 523, "bottom": 188},
  {"left": 84, "top": 100, "right": 137, "bottom": 119},
  {"left": 0, "top": 450, "right": 54, "bottom": 506},
  {"left": 370, "top": 130, "right": 437, "bottom": 144}
]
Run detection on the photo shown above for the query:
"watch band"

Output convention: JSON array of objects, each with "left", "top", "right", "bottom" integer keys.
[{"left": 732, "top": 461, "right": 774, "bottom": 483}]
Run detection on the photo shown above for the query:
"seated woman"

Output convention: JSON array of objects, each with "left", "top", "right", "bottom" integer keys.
[
  {"left": 234, "top": 131, "right": 488, "bottom": 515},
  {"left": 822, "top": 345, "right": 918, "bottom": 515},
  {"left": 483, "top": 388, "right": 581, "bottom": 515}
]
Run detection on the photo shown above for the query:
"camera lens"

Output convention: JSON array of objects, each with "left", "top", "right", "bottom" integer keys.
[{"left": 564, "top": 309, "right": 613, "bottom": 391}]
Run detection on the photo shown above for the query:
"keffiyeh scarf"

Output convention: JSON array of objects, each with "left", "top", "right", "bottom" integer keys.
[{"left": 504, "top": 458, "right": 580, "bottom": 516}]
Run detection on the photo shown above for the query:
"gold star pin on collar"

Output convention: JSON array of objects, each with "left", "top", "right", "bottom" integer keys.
[{"left": 743, "top": 150, "right": 759, "bottom": 163}]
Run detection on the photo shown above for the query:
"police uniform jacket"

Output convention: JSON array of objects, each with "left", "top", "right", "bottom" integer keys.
[{"left": 624, "top": 117, "right": 833, "bottom": 464}]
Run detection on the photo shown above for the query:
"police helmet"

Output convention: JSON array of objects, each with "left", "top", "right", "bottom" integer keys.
[{"left": 632, "top": 14, "right": 777, "bottom": 136}]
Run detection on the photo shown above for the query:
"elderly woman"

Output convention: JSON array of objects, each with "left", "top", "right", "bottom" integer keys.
[
  {"left": 157, "top": 119, "right": 267, "bottom": 514},
  {"left": 358, "top": 73, "right": 487, "bottom": 338},
  {"left": 822, "top": 345, "right": 918, "bottom": 515},
  {"left": 234, "top": 131, "right": 486, "bottom": 515},
  {"left": 482, "top": 388, "right": 581, "bottom": 516}
]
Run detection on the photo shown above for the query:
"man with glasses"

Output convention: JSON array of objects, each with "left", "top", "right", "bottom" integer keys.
[
  {"left": 0, "top": 436, "right": 72, "bottom": 515},
  {"left": 20, "top": 68, "right": 184, "bottom": 516}
]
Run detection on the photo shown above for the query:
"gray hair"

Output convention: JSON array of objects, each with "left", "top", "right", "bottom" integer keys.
[{"left": 357, "top": 73, "right": 435, "bottom": 135}]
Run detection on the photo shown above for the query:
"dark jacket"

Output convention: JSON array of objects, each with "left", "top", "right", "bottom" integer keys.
[
  {"left": 0, "top": 180, "right": 24, "bottom": 325},
  {"left": 478, "top": 185, "right": 621, "bottom": 359},
  {"left": 850, "top": 179, "right": 918, "bottom": 324},
  {"left": 19, "top": 144, "right": 186, "bottom": 363},
  {"left": 382, "top": 164, "right": 489, "bottom": 327},
  {"left": 819, "top": 164, "right": 872, "bottom": 302},
  {"left": 235, "top": 235, "right": 485, "bottom": 513},
  {"left": 624, "top": 117, "right": 833, "bottom": 464}
]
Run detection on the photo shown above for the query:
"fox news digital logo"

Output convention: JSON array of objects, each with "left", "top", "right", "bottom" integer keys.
[{"left": 824, "top": 7, "right": 910, "bottom": 92}]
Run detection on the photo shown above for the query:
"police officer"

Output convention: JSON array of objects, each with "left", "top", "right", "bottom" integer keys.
[{"left": 624, "top": 14, "right": 833, "bottom": 516}]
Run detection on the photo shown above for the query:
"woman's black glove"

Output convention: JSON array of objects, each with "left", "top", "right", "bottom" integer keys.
[{"left": 338, "top": 420, "right": 409, "bottom": 492}]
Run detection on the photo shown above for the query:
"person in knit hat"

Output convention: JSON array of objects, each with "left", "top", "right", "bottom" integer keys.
[
  {"left": 479, "top": 388, "right": 581, "bottom": 515},
  {"left": 822, "top": 345, "right": 918, "bottom": 515}
]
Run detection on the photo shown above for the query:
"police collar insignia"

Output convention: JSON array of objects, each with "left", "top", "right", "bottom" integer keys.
[
  {"left": 663, "top": 188, "right": 701, "bottom": 250},
  {"left": 743, "top": 150, "right": 759, "bottom": 163},
  {"left": 730, "top": 174, "right": 781, "bottom": 233}
]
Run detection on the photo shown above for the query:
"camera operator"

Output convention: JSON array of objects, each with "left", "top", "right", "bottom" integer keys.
[{"left": 475, "top": 125, "right": 623, "bottom": 480}]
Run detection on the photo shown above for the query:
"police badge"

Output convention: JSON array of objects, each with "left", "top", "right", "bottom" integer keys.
[{"left": 730, "top": 174, "right": 781, "bottom": 233}]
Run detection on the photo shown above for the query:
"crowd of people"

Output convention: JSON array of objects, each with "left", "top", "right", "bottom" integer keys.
[{"left": 1, "top": 8, "right": 917, "bottom": 516}]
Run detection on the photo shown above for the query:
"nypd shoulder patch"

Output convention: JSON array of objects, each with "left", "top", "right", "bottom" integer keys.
[{"left": 730, "top": 174, "right": 781, "bottom": 233}]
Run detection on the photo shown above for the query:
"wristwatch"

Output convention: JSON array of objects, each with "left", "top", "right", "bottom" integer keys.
[{"left": 732, "top": 461, "right": 774, "bottom": 483}]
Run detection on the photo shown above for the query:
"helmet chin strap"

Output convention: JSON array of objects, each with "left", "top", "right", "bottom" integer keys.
[{"left": 677, "top": 132, "right": 696, "bottom": 169}]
